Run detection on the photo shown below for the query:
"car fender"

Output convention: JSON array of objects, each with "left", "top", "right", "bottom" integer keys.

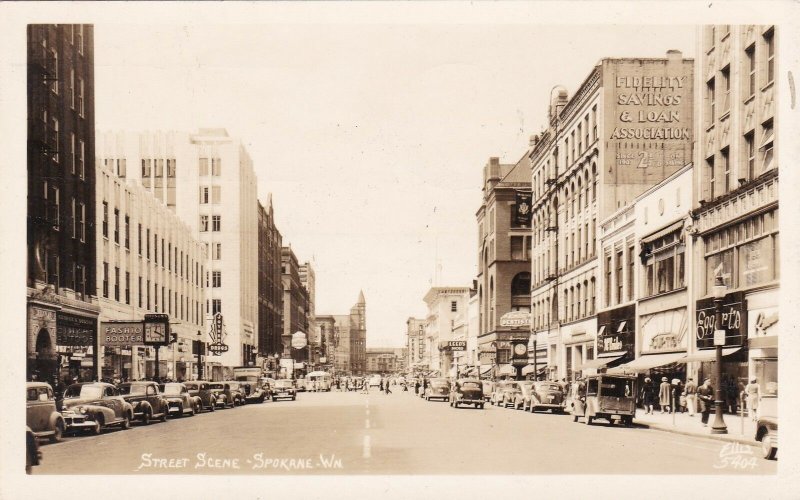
[
  {"left": 83, "top": 405, "right": 116, "bottom": 423},
  {"left": 48, "top": 411, "right": 64, "bottom": 431},
  {"left": 138, "top": 401, "right": 152, "bottom": 414}
]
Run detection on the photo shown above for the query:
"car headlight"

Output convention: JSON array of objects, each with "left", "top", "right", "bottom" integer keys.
[{"left": 79, "top": 407, "right": 87, "bottom": 414}]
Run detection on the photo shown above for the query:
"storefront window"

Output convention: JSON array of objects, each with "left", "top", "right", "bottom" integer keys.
[
  {"left": 642, "top": 230, "right": 685, "bottom": 297},
  {"left": 739, "top": 237, "right": 774, "bottom": 286},
  {"left": 754, "top": 358, "right": 778, "bottom": 397}
]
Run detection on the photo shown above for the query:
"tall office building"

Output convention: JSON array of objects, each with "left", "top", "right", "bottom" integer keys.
[
  {"left": 257, "top": 196, "right": 284, "bottom": 363},
  {"left": 27, "top": 24, "right": 100, "bottom": 383}
]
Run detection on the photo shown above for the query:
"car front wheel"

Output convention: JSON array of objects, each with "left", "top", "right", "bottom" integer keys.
[
  {"left": 91, "top": 417, "right": 103, "bottom": 435},
  {"left": 122, "top": 413, "right": 132, "bottom": 430}
]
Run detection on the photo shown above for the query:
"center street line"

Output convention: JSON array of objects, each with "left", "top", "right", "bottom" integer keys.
[
  {"left": 362, "top": 435, "right": 371, "bottom": 459},
  {"left": 365, "top": 418, "right": 370, "bottom": 429}
]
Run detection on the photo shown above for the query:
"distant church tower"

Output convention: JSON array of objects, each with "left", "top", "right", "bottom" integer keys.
[{"left": 350, "top": 290, "right": 367, "bottom": 375}]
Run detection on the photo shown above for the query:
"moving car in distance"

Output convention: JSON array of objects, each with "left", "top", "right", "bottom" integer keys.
[
  {"left": 272, "top": 379, "right": 297, "bottom": 401},
  {"left": 240, "top": 382, "right": 267, "bottom": 404},
  {"left": 226, "top": 381, "right": 246, "bottom": 405},
  {"left": 26, "top": 382, "right": 65, "bottom": 443},
  {"left": 529, "top": 381, "right": 566, "bottom": 413},
  {"left": 118, "top": 381, "right": 169, "bottom": 424},
  {"left": 424, "top": 378, "right": 450, "bottom": 402},
  {"left": 511, "top": 381, "right": 534, "bottom": 411},
  {"left": 492, "top": 381, "right": 521, "bottom": 408},
  {"left": 184, "top": 381, "right": 217, "bottom": 412},
  {"left": 208, "top": 382, "right": 236, "bottom": 409},
  {"left": 449, "top": 378, "right": 484, "bottom": 409},
  {"left": 61, "top": 382, "right": 134, "bottom": 434}
]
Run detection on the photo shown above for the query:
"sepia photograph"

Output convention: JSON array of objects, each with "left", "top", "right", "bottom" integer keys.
[{"left": 2, "top": 1, "right": 799, "bottom": 499}]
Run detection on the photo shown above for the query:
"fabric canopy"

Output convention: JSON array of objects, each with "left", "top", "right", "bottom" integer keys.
[
  {"left": 521, "top": 364, "right": 547, "bottom": 376},
  {"left": 479, "top": 365, "right": 493, "bottom": 375},
  {"left": 579, "top": 354, "right": 624, "bottom": 370},
  {"left": 679, "top": 347, "right": 742, "bottom": 363},
  {"left": 613, "top": 352, "right": 687, "bottom": 372},
  {"left": 497, "top": 364, "right": 515, "bottom": 376}
]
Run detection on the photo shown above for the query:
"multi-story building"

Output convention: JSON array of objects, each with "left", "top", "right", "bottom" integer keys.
[
  {"left": 257, "top": 196, "right": 283, "bottom": 368},
  {"left": 96, "top": 129, "right": 259, "bottom": 372},
  {"left": 317, "top": 315, "right": 337, "bottom": 369},
  {"left": 475, "top": 156, "right": 532, "bottom": 375},
  {"left": 299, "top": 262, "right": 318, "bottom": 365},
  {"left": 281, "top": 247, "right": 309, "bottom": 364},
  {"left": 95, "top": 161, "right": 208, "bottom": 381},
  {"left": 27, "top": 24, "right": 101, "bottom": 384},
  {"left": 691, "top": 25, "right": 778, "bottom": 389},
  {"left": 405, "top": 317, "right": 426, "bottom": 370},
  {"left": 528, "top": 50, "right": 694, "bottom": 381},
  {"left": 366, "top": 348, "right": 405, "bottom": 375},
  {"left": 319, "top": 291, "right": 367, "bottom": 375},
  {"left": 422, "top": 287, "right": 470, "bottom": 376}
]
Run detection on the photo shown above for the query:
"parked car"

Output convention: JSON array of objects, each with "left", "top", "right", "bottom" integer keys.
[
  {"left": 61, "top": 382, "right": 134, "bottom": 434},
  {"left": 755, "top": 382, "right": 778, "bottom": 460},
  {"left": 26, "top": 426, "right": 41, "bottom": 474},
  {"left": 118, "top": 381, "right": 169, "bottom": 424},
  {"left": 208, "top": 382, "right": 236, "bottom": 409},
  {"left": 159, "top": 383, "right": 201, "bottom": 417},
  {"left": 449, "top": 379, "right": 484, "bottom": 409},
  {"left": 184, "top": 381, "right": 217, "bottom": 411},
  {"left": 572, "top": 374, "right": 636, "bottom": 426},
  {"left": 529, "top": 381, "right": 566, "bottom": 413},
  {"left": 240, "top": 382, "right": 267, "bottom": 404},
  {"left": 490, "top": 381, "right": 520, "bottom": 407},
  {"left": 295, "top": 379, "right": 307, "bottom": 392},
  {"left": 481, "top": 380, "right": 495, "bottom": 402},
  {"left": 226, "top": 381, "right": 246, "bottom": 405},
  {"left": 26, "top": 382, "right": 65, "bottom": 443},
  {"left": 425, "top": 378, "right": 450, "bottom": 401},
  {"left": 511, "top": 381, "right": 534, "bottom": 410},
  {"left": 272, "top": 379, "right": 296, "bottom": 401}
]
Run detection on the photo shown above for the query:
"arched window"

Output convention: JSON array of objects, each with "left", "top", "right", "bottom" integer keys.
[
  {"left": 590, "top": 277, "right": 596, "bottom": 315},
  {"left": 583, "top": 279, "right": 589, "bottom": 317},
  {"left": 576, "top": 283, "right": 582, "bottom": 318},
  {"left": 511, "top": 272, "right": 531, "bottom": 297},
  {"left": 584, "top": 170, "right": 590, "bottom": 208},
  {"left": 577, "top": 177, "right": 583, "bottom": 215},
  {"left": 592, "top": 163, "right": 597, "bottom": 200}
]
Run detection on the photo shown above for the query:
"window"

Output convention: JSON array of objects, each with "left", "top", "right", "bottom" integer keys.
[
  {"left": 589, "top": 278, "right": 596, "bottom": 315},
  {"left": 213, "top": 243, "right": 221, "bottom": 260},
  {"left": 577, "top": 124, "right": 582, "bottom": 152},
  {"left": 146, "top": 279, "right": 151, "bottom": 309},
  {"left": 200, "top": 215, "right": 209, "bottom": 232},
  {"left": 102, "top": 201, "right": 108, "bottom": 237},
  {"left": 154, "top": 233, "right": 158, "bottom": 264},
  {"left": 212, "top": 215, "right": 221, "bottom": 231},
  {"left": 761, "top": 120, "right": 774, "bottom": 172},
  {"left": 49, "top": 48, "right": 58, "bottom": 94},
  {"left": 627, "top": 245, "right": 635, "bottom": 301},
  {"left": 70, "top": 68, "right": 75, "bottom": 109},
  {"left": 584, "top": 115, "right": 590, "bottom": 148},
  {"left": 76, "top": 25, "right": 84, "bottom": 54},
  {"left": 721, "top": 65, "right": 730, "bottom": 114},
  {"left": 643, "top": 231, "right": 686, "bottom": 297},
  {"left": 721, "top": 147, "right": 730, "bottom": 195},
  {"left": 212, "top": 271, "right": 221, "bottom": 288},
  {"left": 615, "top": 250, "right": 623, "bottom": 304},
  {"left": 212, "top": 158, "right": 222, "bottom": 176},
  {"left": 212, "top": 299, "right": 222, "bottom": 314},
  {"left": 51, "top": 117, "right": 59, "bottom": 163},
  {"left": 113, "top": 208, "right": 120, "bottom": 244},
  {"left": 78, "top": 78, "right": 84, "bottom": 117},
  {"left": 706, "top": 156, "right": 715, "bottom": 200},
  {"left": 138, "top": 276, "right": 143, "bottom": 307},
  {"left": 744, "top": 131, "right": 755, "bottom": 181},
  {"left": 604, "top": 254, "right": 612, "bottom": 307},
  {"left": 79, "top": 203, "right": 85, "bottom": 241},
  {"left": 167, "top": 243, "right": 172, "bottom": 271},
  {"left": 118, "top": 158, "right": 127, "bottom": 177},
  {"left": 525, "top": 235, "right": 532, "bottom": 260},
  {"left": 510, "top": 236, "right": 524, "bottom": 260},
  {"left": 199, "top": 186, "right": 209, "bottom": 203},
  {"left": 167, "top": 159, "right": 176, "bottom": 178},
  {"left": 199, "top": 158, "right": 209, "bottom": 176},
  {"left": 592, "top": 106, "right": 598, "bottom": 141},
  {"left": 114, "top": 266, "right": 120, "bottom": 301},
  {"left": 746, "top": 44, "right": 756, "bottom": 97},
  {"left": 707, "top": 77, "right": 715, "bottom": 123},
  {"left": 141, "top": 159, "right": 151, "bottom": 177},
  {"left": 161, "top": 239, "right": 165, "bottom": 267},
  {"left": 212, "top": 185, "right": 221, "bottom": 204},
  {"left": 451, "top": 300, "right": 457, "bottom": 312},
  {"left": 146, "top": 229, "right": 151, "bottom": 258},
  {"left": 102, "top": 262, "right": 109, "bottom": 298},
  {"left": 764, "top": 28, "right": 775, "bottom": 84},
  {"left": 124, "top": 215, "right": 130, "bottom": 249},
  {"left": 79, "top": 140, "right": 85, "bottom": 178}
]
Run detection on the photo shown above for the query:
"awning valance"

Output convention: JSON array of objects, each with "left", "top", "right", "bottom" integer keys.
[
  {"left": 641, "top": 219, "right": 684, "bottom": 244},
  {"left": 579, "top": 354, "right": 624, "bottom": 370},
  {"left": 614, "top": 352, "right": 687, "bottom": 372},
  {"left": 521, "top": 364, "right": 547, "bottom": 376},
  {"left": 497, "top": 364, "right": 515, "bottom": 376},
  {"left": 679, "top": 347, "right": 742, "bottom": 363}
]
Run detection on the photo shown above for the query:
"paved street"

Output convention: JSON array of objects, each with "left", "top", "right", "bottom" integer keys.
[{"left": 33, "top": 389, "right": 775, "bottom": 475}]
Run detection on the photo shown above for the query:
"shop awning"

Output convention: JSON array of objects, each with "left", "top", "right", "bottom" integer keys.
[
  {"left": 641, "top": 219, "right": 684, "bottom": 244},
  {"left": 614, "top": 352, "right": 687, "bottom": 372},
  {"left": 579, "top": 354, "right": 624, "bottom": 370},
  {"left": 480, "top": 365, "right": 493, "bottom": 375},
  {"left": 679, "top": 347, "right": 742, "bottom": 363},
  {"left": 497, "top": 364, "right": 515, "bottom": 376},
  {"left": 521, "top": 364, "right": 548, "bottom": 376}
]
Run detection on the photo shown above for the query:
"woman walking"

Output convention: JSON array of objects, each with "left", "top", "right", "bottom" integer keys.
[
  {"left": 659, "top": 377, "right": 672, "bottom": 414},
  {"left": 745, "top": 378, "right": 760, "bottom": 421},
  {"left": 641, "top": 377, "right": 656, "bottom": 414}
]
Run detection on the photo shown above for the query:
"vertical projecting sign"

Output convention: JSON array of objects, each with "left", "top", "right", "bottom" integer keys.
[{"left": 207, "top": 312, "right": 229, "bottom": 355}]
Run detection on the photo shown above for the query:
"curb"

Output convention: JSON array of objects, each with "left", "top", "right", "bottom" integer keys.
[{"left": 638, "top": 422, "right": 759, "bottom": 447}]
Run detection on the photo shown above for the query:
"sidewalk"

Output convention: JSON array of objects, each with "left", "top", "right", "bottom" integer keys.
[{"left": 635, "top": 409, "right": 758, "bottom": 446}]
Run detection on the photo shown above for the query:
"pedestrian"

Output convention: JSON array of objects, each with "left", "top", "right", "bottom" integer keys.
[
  {"left": 415, "top": 379, "right": 420, "bottom": 395},
  {"left": 380, "top": 378, "right": 384, "bottom": 392},
  {"left": 641, "top": 377, "right": 656, "bottom": 414},
  {"left": 384, "top": 382, "right": 392, "bottom": 395},
  {"left": 658, "top": 377, "right": 672, "bottom": 413},
  {"left": 684, "top": 377, "right": 697, "bottom": 416},
  {"left": 724, "top": 376, "right": 739, "bottom": 414},
  {"left": 671, "top": 378, "right": 684, "bottom": 413},
  {"left": 697, "top": 378, "right": 714, "bottom": 427},
  {"left": 745, "top": 378, "right": 760, "bottom": 421}
]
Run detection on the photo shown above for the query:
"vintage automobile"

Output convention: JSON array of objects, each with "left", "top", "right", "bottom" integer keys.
[
  {"left": 272, "top": 379, "right": 297, "bottom": 401},
  {"left": 424, "top": 378, "right": 450, "bottom": 401},
  {"left": 755, "top": 381, "right": 778, "bottom": 460},
  {"left": 481, "top": 380, "right": 495, "bottom": 402},
  {"left": 26, "top": 426, "right": 41, "bottom": 474},
  {"left": 491, "top": 381, "right": 521, "bottom": 408},
  {"left": 226, "top": 381, "right": 246, "bottom": 405},
  {"left": 528, "top": 381, "right": 567, "bottom": 413},
  {"left": 26, "top": 382, "right": 65, "bottom": 443},
  {"left": 61, "top": 382, "right": 134, "bottom": 434},
  {"left": 159, "top": 383, "right": 201, "bottom": 417},
  {"left": 208, "top": 382, "right": 237, "bottom": 408},
  {"left": 449, "top": 379, "right": 484, "bottom": 409},
  {"left": 572, "top": 374, "right": 636, "bottom": 426},
  {"left": 295, "top": 378, "right": 308, "bottom": 392},
  {"left": 240, "top": 382, "right": 267, "bottom": 404},
  {"left": 118, "top": 381, "right": 169, "bottom": 424},
  {"left": 510, "top": 381, "right": 534, "bottom": 410},
  {"left": 184, "top": 381, "right": 217, "bottom": 411}
]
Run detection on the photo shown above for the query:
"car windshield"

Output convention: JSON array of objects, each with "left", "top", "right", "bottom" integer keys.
[
  {"left": 275, "top": 380, "right": 293, "bottom": 388},
  {"left": 118, "top": 384, "right": 146, "bottom": 395},
  {"left": 536, "top": 383, "right": 562, "bottom": 392},
  {"left": 598, "top": 378, "right": 634, "bottom": 398},
  {"left": 64, "top": 385, "right": 103, "bottom": 400},
  {"left": 162, "top": 384, "right": 182, "bottom": 395},
  {"left": 430, "top": 379, "right": 448, "bottom": 387},
  {"left": 519, "top": 382, "right": 533, "bottom": 391},
  {"left": 209, "top": 383, "right": 224, "bottom": 390},
  {"left": 461, "top": 382, "right": 481, "bottom": 390},
  {"left": 184, "top": 383, "right": 198, "bottom": 390}
]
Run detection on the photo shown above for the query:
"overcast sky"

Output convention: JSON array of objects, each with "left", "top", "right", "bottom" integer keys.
[{"left": 93, "top": 23, "right": 695, "bottom": 347}]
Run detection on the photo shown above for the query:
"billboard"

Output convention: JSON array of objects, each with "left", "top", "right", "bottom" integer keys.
[
  {"left": 602, "top": 56, "right": 694, "bottom": 216},
  {"left": 100, "top": 321, "right": 144, "bottom": 347}
]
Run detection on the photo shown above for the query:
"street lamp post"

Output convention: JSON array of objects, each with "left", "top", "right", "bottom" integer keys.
[{"left": 711, "top": 274, "right": 728, "bottom": 434}]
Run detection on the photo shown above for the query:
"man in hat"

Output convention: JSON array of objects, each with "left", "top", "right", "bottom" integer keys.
[{"left": 697, "top": 378, "right": 714, "bottom": 426}]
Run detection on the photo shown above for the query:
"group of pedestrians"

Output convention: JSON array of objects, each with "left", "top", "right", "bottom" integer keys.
[{"left": 640, "top": 375, "right": 762, "bottom": 427}]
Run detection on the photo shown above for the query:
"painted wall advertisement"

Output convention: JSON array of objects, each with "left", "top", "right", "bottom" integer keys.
[{"left": 603, "top": 57, "right": 694, "bottom": 214}]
